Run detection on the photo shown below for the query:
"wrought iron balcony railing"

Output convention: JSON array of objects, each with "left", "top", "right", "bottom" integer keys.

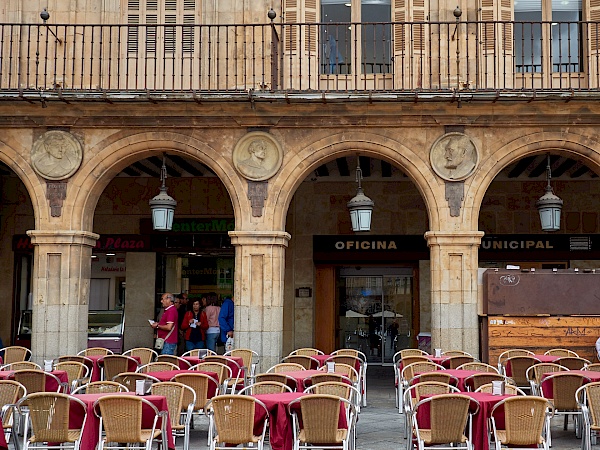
[{"left": 1, "top": 21, "right": 600, "bottom": 102}]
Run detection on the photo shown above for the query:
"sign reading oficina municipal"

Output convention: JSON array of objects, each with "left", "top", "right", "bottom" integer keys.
[{"left": 334, "top": 240, "right": 398, "bottom": 250}]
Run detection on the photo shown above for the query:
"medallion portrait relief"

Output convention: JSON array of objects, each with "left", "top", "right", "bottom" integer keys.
[
  {"left": 233, "top": 131, "right": 283, "bottom": 181},
  {"left": 430, "top": 132, "right": 479, "bottom": 181},
  {"left": 31, "top": 130, "right": 83, "bottom": 180}
]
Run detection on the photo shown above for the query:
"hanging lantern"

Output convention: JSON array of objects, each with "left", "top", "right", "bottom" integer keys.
[
  {"left": 347, "top": 156, "right": 374, "bottom": 232},
  {"left": 149, "top": 154, "right": 177, "bottom": 231},
  {"left": 536, "top": 154, "right": 563, "bottom": 232}
]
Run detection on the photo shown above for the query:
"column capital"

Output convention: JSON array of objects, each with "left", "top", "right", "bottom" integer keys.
[
  {"left": 27, "top": 230, "right": 100, "bottom": 247},
  {"left": 424, "top": 231, "right": 484, "bottom": 247},
  {"left": 229, "top": 230, "right": 291, "bottom": 247}
]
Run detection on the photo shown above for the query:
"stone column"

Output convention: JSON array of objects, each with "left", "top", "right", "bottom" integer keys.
[
  {"left": 229, "top": 230, "right": 291, "bottom": 371},
  {"left": 27, "top": 230, "right": 99, "bottom": 363},
  {"left": 424, "top": 231, "right": 484, "bottom": 357}
]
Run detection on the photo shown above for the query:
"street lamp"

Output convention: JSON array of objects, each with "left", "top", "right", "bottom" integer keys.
[
  {"left": 149, "top": 154, "right": 177, "bottom": 231},
  {"left": 347, "top": 156, "right": 374, "bottom": 232},
  {"left": 536, "top": 154, "right": 563, "bottom": 232}
]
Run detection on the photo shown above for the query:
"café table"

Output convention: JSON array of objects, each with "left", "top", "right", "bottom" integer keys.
[
  {"left": 278, "top": 370, "right": 325, "bottom": 391},
  {"left": 0, "top": 370, "right": 69, "bottom": 392},
  {"left": 251, "top": 391, "right": 347, "bottom": 450},
  {"left": 71, "top": 392, "right": 174, "bottom": 450},
  {"left": 533, "top": 355, "right": 560, "bottom": 363},
  {"left": 415, "top": 391, "right": 513, "bottom": 450},
  {"left": 440, "top": 370, "right": 484, "bottom": 391},
  {"left": 144, "top": 370, "right": 220, "bottom": 396}
]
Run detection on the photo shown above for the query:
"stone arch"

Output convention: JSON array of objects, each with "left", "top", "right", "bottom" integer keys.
[
  {"left": 470, "top": 131, "right": 600, "bottom": 230},
  {"left": 268, "top": 130, "right": 441, "bottom": 231},
  {"left": 70, "top": 131, "right": 246, "bottom": 231},
  {"left": 0, "top": 138, "right": 49, "bottom": 225}
]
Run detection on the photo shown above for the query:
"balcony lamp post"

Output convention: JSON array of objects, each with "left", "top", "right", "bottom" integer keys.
[
  {"left": 347, "top": 156, "right": 374, "bottom": 232},
  {"left": 536, "top": 153, "right": 563, "bottom": 232},
  {"left": 149, "top": 154, "right": 177, "bottom": 231}
]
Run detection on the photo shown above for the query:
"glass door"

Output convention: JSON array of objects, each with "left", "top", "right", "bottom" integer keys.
[{"left": 338, "top": 268, "right": 413, "bottom": 365}]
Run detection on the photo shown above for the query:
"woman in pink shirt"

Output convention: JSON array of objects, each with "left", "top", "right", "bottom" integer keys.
[{"left": 204, "top": 296, "right": 221, "bottom": 352}]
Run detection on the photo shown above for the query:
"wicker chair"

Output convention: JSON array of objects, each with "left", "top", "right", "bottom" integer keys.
[
  {"left": 442, "top": 350, "right": 473, "bottom": 357},
  {"left": 136, "top": 362, "right": 179, "bottom": 373},
  {"left": 497, "top": 349, "right": 534, "bottom": 373},
  {"left": 475, "top": 383, "right": 527, "bottom": 395},
  {"left": 326, "top": 354, "right": 366, "bottom": 406},
  {"left": 288, "top": 394, "right": 356, "bottom": 450},
  {"left": 100, "top": 355, "right": 139, "bottom": 381},
  {"left": 441, "top": 355, "right": 476, "bottom": 369},
  {"left": 157, "top": 355, "right": 191, "bottom": 369},
  {"left": 0, "top": 346, "right": 31, "bottom": 364},
  {"left": 182, "top": 349, "right": 217, "bottom": 358},
  {"left": 503, "top": 356, "right": 541, "bottom": 391},
  {"left": 303, "top": 372, "right": 352, "bottom": 388},
  {"left": 554, "top": 356, "right": 590, "bottom": 370},
  {"left": 54, "top": 361, "right": 89, "bottom": 392},
  {"left": 399, "top": 355, "right": 431, "bottom": 368},
  {"left": 123, "top": 348, "right": 158, "bottom": 366},
  {"left": 490, "top": 396, "right": 553, "bottom": 450},
  {"left": 411, "top": 393, "right": 478, "bottom": 450},
  {"left": 237, "top": 381, "right": 293, "bottom": 395},
  {"left": 191, "top": 362, "right": 233, "bottom": 393},
  {"left": 12, "top": 369, "right": 64, "bottom": 394},
  {"left": 0, "top": 380, "right": 26, "bottom": 445},
  {"left": 544, "top": 348, "right": 579, "bottom": 357},
  {"left": 266, "top": 363, "right": 305, "bottom": 373},
  {"left": 409, "top": 372, "right": 459, "bottom": 388},
  {"left": 111, "top": 372, "right": 160, "bottom": 392},
  {"left": 151, "top": 381, "right": 196, "bottom": 450},
  {"left": 539, "top": 372, "right": 590, "bottom": 444},
  {"left": 289, "top": 348, "right": 324, "bottom": 356},
  {"left": 526, "top": 363, "right": 569, "bottom": 395},
  {"left": 281, "top": 355, "right": 320, "bottom": 370},
  {"left": 171, "top": 373, "right": 222, "bottom": 446},
  {"left": 203, "top": 356, "right": 244, "bottom": 390},
  {"left": 585, "top": 363, "right": 600, "bottom": 372},
  {"left": 397, "top": 361, "right": 444, "bottom": 414},
  {"left": 207, "top": 394, "right": 269, "bottom": 450},
  {"left": 78, "top": 347, "right": 113, "bottom": 357},
  {"left": 1, "top": 362, "right": 41, "bottom": 371},
  {"left": 576, "top": 381, "right": 600, "bottom": 450},
  {"left": 56, "top": 356, "right": 94, "bottom": 381},
  {"left": 331, "top": 349, "right": 367, "bottom": 363},
  {"left": 254, "top": 373, "right": 297, "bottom": 390},
  {"left": 71, "top": 381, "right": 128, "bottom": 394},
  {"left": 16, "top": 392, "right": 87, "bottom": 450},
  {"left": 463, "top": 373, "right": 514, "bottom": 392},
  {"left": 456, "top": 362, "right": 499, "bottom": 373},
  {"left": 224, "top": 348, "right": 260, "bottom": 383},
  {"left": 93, "top": 394, "right": 166, "bottom": 450}
]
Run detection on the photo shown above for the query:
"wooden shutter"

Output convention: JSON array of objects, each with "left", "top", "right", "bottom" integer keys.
[{"left": 588, "top": 0, "right": 600, "bottom": 86}]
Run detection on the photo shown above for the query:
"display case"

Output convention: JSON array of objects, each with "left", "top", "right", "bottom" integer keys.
[
  {"left": 14, "top": 309, "right": 124, "bottom": 353},
  {"left": 87, "top": 310, "right": 125, "bottom": 353}
]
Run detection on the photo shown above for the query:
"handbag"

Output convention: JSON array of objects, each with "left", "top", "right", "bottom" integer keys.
[{"left": 154, "top": 326, "right": 174, "bottom": 350}]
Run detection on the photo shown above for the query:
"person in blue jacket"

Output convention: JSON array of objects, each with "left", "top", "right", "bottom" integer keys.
[{"left": 219, "top": 296, "right": 234, "bottom": 345}]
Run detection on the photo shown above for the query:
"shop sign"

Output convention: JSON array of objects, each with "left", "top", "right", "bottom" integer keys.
[
  {"left": 140, "top": 218, "right": 235, "bottom": 234},
  {"left": 94, "top": 235, "right": 150, "bottom": 251},
  {"left": 481, "top": 235, "right": 593, "bottom": 252}
]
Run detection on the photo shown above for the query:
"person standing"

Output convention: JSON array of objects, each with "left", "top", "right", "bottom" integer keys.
[
  {"left": 181, "top": 299, "right": 208, "bottom": 351},
  {"left": 150, "top": 293, "right": 178, "bottom": 355},
  {"left": 219, "top": 296, "right": 234, "bottom": 348},
  {"left": 204, "top": 296, "right": 221, "bottom": 352},
  {"left": 176, "top": 293, "right": 189, "bottom": 355}
]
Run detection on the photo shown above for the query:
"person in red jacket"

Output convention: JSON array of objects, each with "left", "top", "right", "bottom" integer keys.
[{"left": 180, "top": 298, "right": 209, "bottom": 351}]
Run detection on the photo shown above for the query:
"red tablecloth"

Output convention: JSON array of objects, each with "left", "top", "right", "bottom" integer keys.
[
  {"left": 539, "top": 369, "right": 600, "bottom": 393},
  {"left": 533, "top": 355, "right": 560, "bottom": 363},
  {"left": 440, "top": 370, "right": 483, "bottom": 392},
  {"left": 252, "top": 392, "right": 347, "bottom": 450},
  {"left": 415, "top": 392, "right": 512, "bottom": 450},
  {"left": 72, "top": 392, "right": 174, "bottom": 450},
  {"left": 280, "top": 370, "right": 324, "bottom": 391},
  {"left": 144, "top": 370, "right": 219, "bottom": 397},
  {"left": 0, "top": 370, "right": 69, "bottom": 392}
]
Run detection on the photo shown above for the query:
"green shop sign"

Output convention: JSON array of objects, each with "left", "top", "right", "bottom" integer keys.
[{"left": 141, "top": 218, "right": 235, "bottom": 233}]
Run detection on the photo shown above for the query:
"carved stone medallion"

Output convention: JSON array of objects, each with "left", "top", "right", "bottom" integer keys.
[
  {"left": 430, "top": 132, "right": 479, "bottom": 181},
  {"left": 31, "top": 130, "right": 83, "bottom": 180},
  {"left": 233, "top": 131, "right": 283, "bottom": 181}
]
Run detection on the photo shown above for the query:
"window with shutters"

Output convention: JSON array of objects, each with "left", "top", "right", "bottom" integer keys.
[
  {"left": 514, "top": 0, "right": 582, "bottom": 72},
  {"left": 321, "top": 0, "right": 392, "bottom": 74},
  {"left": 126, "top": 0, "right": 197, "bottom": 55}
]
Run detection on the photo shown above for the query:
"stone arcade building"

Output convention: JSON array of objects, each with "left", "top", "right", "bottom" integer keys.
[{"left": 1, "top": 0, "right": 600, "bottom": 367}]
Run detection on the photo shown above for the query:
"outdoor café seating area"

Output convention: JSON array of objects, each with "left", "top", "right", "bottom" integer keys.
[
  {"left": 0, "top": 345, "right": 367, "bottom": 450},
  {"left": 395, "top": 347, "right": 600, "bottom": 450}
]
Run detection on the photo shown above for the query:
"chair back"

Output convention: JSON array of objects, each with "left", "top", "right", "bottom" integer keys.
[
  {"left": 544, "top": 348, "right": 579, "bottom": 357},
  {"left": 491, "top": 396, "right": 552, "bottom": 445},
  {"left": 254, "top": 373, "right": 296, "bottom": 389},
  {"left": 151, "top": 381, "right": 196, "bottom": 428},
  {"left": 409, "top": 381, "right": 459, "bottom": 403},
  {"left": 209, "top": 395, "right": 261, "bottom": 445},
  {"left": 326, "top": 355, "right": 361, "bottom": 370},
  {"left": 577, "top": 382, "right": 600, "bottom": 429},
  {"left": 475, "top": 383, "right": 527, "bottom": 395},
  {"left": 331, "top": 363, "right": 360, "bottom": 382},
  {"left": 442, "top": 350, "right": 472, "bottom": 357},
  {"left": 73, "top": 381, "right": 128, "bottom": 394},
  {"left": 282, "top": 355, "right": 319, "bottom": 370},
  {"left": 586, "top": 363, "right": 600, "bottom": 372},
  {"left": 54, "top": 361, "right": 88, "bottom": 391},
  {"left": 3, "top": 361, "right": 41, "bottom": 371},
  {"left": 94, "top": 395, "right": 156, "bottom": 443},
  {"left": 137, "top": 362, "right": 179, "bottom": 373},
  {"left": 182, "top": 349, "right": 216, "bottom": 358},
  {"left": 305, "top": 373, "right": 348, "bottom": 386},
  {"left": 267, "top": 363, "right": 305, "bottom": 373},
  {"left": 527, "top": 363, "right": 568, "bottom": 385},
  {"left": 554, "top": 356, "right": 590, "bottom": 370},
  {"left": 411, "top": 372, "right": 458, "bottom": 387},
  {"left": 12, "top": 369, "right": 53, "bottom": 394},
  {"left": 504, "top": 356, "right": 541, "bottom": 386},
  {"left": 332, "top": 349, "right": 367, "bottom": 362},
  {"left": 400, "top": 355, "right": 430, "bottom": 367},
  {"left": 17, "top": 392, "right": 86, "bottom": 443},
  {"left": 1, "top": 346, "right": 31, "bottom": 364},
  {"left": 157, "top": 354, "right": 191, "bottom": 369},
  {"left": 542, "top": 372, "right": 590, "bottom": 410},
  {"left": 289, "top": 348, "right": 324, "bottom": 356},
  {"left": 402, "top": 362, "right": 443, "bottom": 383},
  {"left": 442, "top": 355, "right": 475, "bottom": 369},
  {"left": 456, "top": 362, "right": 499, "bottom": 373},
  {"left": 399, "top": 349, "right": 428, "bottom": 359},
  {"left": 112, "top": 372, "right": 159, "bottom": 392},
  {"left": 0, "top": 380, "right": 26, "bottom": 428},
  {"left": 294, "top": 394, "right": 351, "bottom": 444},
  {"left": 238, "top": 381, "right": 292, "bottom": 395},
  {"left": 497, "top": 349, "right": 534, "bottom": 369},
  {"left": 172, "top": 373, "right": 220, "bottom": 411},
  {"left": 102, "top": 355, "right": 138, "bottom": 380},
  {"left": 226, "top": 349, "right": 258, "bottom": 372},
  {"left": 193, "top": 362, "right": 231, "bottom": 384},
  {"left": 464, "top": 373, "right": 511, "bottom": 391},
  {"left": 123, "top": 348, "right": 158, "bottom": 366},
  {"left": 308, "top": 381, "right": 360, "bottom": 406},
  {"left": 414, "top": 394, "right": 473, "bottom": 444},
  {"left": 80, "top": 347, "right": 113, "bottom": 357}
]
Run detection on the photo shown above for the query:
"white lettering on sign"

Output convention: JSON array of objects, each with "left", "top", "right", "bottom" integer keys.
[
  {"left": 481, "top": 240, "right": 554, "bottom": 250},
  {"left": 334, "top": 241, "right": 398, "bottom": 250}
]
